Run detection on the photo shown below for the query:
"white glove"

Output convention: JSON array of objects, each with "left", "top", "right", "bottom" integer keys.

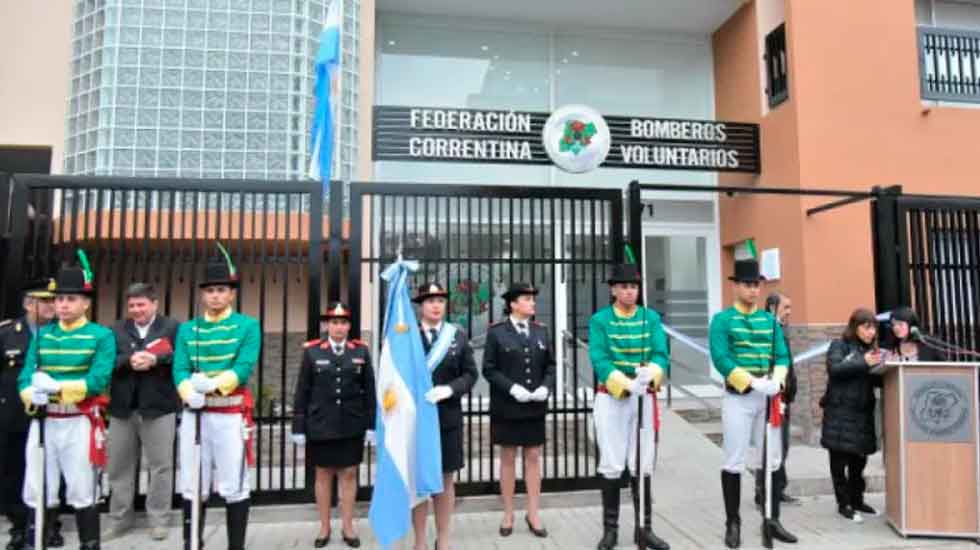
[
  {"left": 365, "top": 430, "right": 376, "bottom": 446},
  {"left": 509, "top": 385, "right": 533, "bottom": 403},
  {"left": 32, "top": 372, "right": 61, "bottom": 393},
  {"left": 291, "top": 434, "right": 306, "bottom": 447},
  {"left": 190, "top": 372, "right": 218, "bottom": 394},
  {"left": 31, "top": 389, "right": 50, "bottom": 406},
  {"left": 634, "top": 366, "right": 656, "bottom": 386},
  {"left": 750, "top": 377, "right": 781, "bottom": 396},
  {"left": 628, "top": 377, "right": 649, "bottom": 396},
  {"left": 185, "top": 391, "right": 206, "bottom": 410},
  {"left": 530, "top": 386, "right": 549, "bottom": 402},
  {"left": 424, "top": 385, "right": 453, "bottom": 404}
]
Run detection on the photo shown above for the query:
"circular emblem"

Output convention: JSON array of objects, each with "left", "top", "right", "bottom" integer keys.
[
  {"left": 542, "top": 104, "right": 611, "bottom": 174},
  {"left": 395, "top": 322, "right": 408, "bottom": 334},
  {"left": 910, "top": 380, "right": 969, "bottom": 438}
]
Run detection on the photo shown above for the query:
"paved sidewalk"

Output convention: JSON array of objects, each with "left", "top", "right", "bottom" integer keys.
[{"left": 3, "top": 408, "right": 973, "bottom": 549}]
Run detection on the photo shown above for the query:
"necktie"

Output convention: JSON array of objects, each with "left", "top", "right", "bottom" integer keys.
[
  {"left": 517, "top": 322, "right": 528, "bottom": 339},
  {"left": 334, "top": 345, "right": 343, "bottom": 355},
  {"left": 429, "top": 328, "right": 439, "bottom": 345}
]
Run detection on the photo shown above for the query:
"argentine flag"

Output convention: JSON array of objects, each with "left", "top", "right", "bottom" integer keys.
[
  {"left": 369, "top": 258, "right": 444, "bottom": 547},
  {"left": 309, "top": 0, "right": 341, "bottom": 194}
]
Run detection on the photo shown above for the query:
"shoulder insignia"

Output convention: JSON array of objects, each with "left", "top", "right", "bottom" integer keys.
[{"left": 303, "top": 338, "right": 322, "bottom": 349}]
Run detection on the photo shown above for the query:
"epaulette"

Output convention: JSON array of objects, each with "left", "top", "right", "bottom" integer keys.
[
  {"left": 0, "top": 319, "right": 11, "bottom": 329},
  {"left": 302, "top": 338, "right": 322, "bottom": 348},
  {"left": 348, "top": 339, "right": 366, "bottom": 349}
]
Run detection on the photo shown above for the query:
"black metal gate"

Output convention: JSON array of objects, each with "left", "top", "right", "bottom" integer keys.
[
  {"left": 1, "top": 174, "right": 322, "bottom": 506},
  {"left": 873, "top": 191, "right": 980, "bottom": 355},
  {"left": 349, "top": 182, "right": 623, "bottom": 496}
]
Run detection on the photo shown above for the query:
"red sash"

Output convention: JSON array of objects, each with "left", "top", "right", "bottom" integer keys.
[
  {"left": 77, "top": 396, "right": 110, "bottom": 468},
  {"left": 769, "top": 393, "right": 783, "bottom": 428},
  {"left": 203, "top": 388, "right": 256, "bottom": 466}
]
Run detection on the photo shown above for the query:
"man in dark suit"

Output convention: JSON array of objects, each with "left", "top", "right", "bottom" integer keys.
[
  {"left": 0, "top": 279, "right": 60, "bottom": 550},
  {"left": 410, "top": 282, "right": 478, "bottom": 550},
  {"left": 104, "top": 283, "right": 180, "bottom": 542}
]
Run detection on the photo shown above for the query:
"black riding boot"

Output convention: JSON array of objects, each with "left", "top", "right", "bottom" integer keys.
[
  {"left": 630, "top": 477, "right": 669, "bottom": 550},
  {"left": 763, "top": 468, "right": 797, "bottom": 543},
  {"left": 6, "top": 527, "right": 27, "bottom": 550},
  {"left": 74, "top": 506, "right": 100, "bottom": 550},
  {"left": 597, "top": 478, "right": 620, "bottom": 550},
  {"left": 722, "top": 471, "right": 741, "bottom": 549},
  {"left": 226, "top": 499, "right": 250, "bottom": 550},
  {"left": 181, "top": 500, "right": 207, "bottom": 550},
  {"left": 24, "top": 509, "right": 60, "bottom": 550}
]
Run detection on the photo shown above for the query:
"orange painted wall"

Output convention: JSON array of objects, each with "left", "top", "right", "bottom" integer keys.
[
  {"left": 714, "top": 0, "right": 980, "bottom": 324},
  {"left": 713, "top": 2, "right": 808, "bottom": 320}
]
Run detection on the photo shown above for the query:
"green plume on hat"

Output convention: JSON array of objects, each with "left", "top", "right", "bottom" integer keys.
[
  {"left": 76, "top": 249, "right": 93, "bottom": 287},
  {"left": 215, "top": 242, "right": 237, "bottom": 278},
  {"left": 624, "top": 244, "right": 637, "bottom": 264},
  {"left": 746, "top": 238, "right": 758, "bottom": 260}
]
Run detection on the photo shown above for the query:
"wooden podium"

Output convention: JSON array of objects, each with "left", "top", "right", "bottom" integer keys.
[{"left": 882, "top": 361, "right": 980, "bottom": 541}]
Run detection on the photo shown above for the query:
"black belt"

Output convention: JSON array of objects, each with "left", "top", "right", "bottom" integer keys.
[{"left": 725, "top": 384, "right": 752, "bottom": 395}]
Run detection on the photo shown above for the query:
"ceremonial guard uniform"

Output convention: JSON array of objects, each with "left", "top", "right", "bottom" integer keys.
[
  {"left": 18, "top": 255, "right": 115, "bottom": 550},
  {"left": 174, "top": 248, "right": 259, "bottom": 550},
  {"left": 710, "top": 259, "right": 796, "bottom": 548},
  {"left": 589, "top": 262, "right": 670, "bottom": 550},
  {"left": 292, "top": 304, "right": 376, "bottom": 469},
  {"left": 483, "top": 284, "right": 555, "bottom": 448},
  {"left": 1, "top": 280, "right": 61, "bottom": 550},
  {"left": 412, "top": 283, "right": 477, "bottom": 474}
]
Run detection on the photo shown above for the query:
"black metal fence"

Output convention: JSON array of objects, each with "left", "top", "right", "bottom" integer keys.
[
  {"left": 349, "top": 182, "right": 624, "bottom": 495},
  {"left": 1, "top": 174, "right": 322, "bottom": 506},
  {"left": 873, "top": 190, "right": 980, "bottom": 356},
  {"left": 918, "top": 25, "right": 980, "bottom": 103}
]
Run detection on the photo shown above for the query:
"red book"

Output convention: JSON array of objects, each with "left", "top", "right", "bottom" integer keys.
[{"left": 145, "top": 337, "right": 173, "bottom": 356}]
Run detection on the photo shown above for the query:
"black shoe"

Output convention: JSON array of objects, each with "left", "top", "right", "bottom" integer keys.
[
  {"left": 525, "top": 516, "right": 548, "bottom": 538},
  {"left": 724, "top": 521, "right": 740, "bottom": 549},
  {"left": 342, "top": 532, "right": 361, "bottom": 548},
  {"left": 225, "top": 500, "right": 250, "bottom": 550},
  {"left": 498, "top": 519, "right": 513, "bottom": 537},
  {"left": 853, "top": 502, "right": 878, "bottom": 516},
  {"left": 6, "top": 529, "right": 26, "bottom": 550},
  {"left": 766, "top": 519, "right": 798, "bottom": 543},
  {"left": 314, "top": 532, "right": 330, "bottom": 548},
  {"left": 597, "top": 529, "right": 618, "bottom": 550},
  {"left": 635, "top": 528, "right": 670, "bottom": 550},
  {"left": 838, "top": 505, "right": 864, "bottom": 523},
  {"left": 780, "top": 493, "right": 801, "bottom": 505}
]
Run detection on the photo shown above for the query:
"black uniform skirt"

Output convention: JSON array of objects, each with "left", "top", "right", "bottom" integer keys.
[
  {"left": 491, "top": 417, "right": 546, "bottom": 447},
  {"left": 308, "top": 436, "right": 365, "bottom": 468},
  {"left": 440, "top": 427, "right": 464, "bottom": 473}
]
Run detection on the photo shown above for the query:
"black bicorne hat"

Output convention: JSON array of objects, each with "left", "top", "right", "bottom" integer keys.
[{"left": 729, "top": 259, "right": 765, "bottom": 283}]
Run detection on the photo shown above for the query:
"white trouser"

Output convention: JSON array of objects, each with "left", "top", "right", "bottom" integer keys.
[
  {"left": 721, "top": 391, "right": 782, "bottom": 474},
  {"left": 23, "top": 416, "right": 98, "bottom": 509},
  {"left": 594, "top": 392, "right": 657, "bottom": 479},
  {"left": 178, "top": 410, "right": 249, "bottom": 503}
]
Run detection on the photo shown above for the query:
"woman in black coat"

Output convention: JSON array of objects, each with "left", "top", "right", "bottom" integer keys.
[{"left": 820, "top": 308, "right": 882, "bottom": 523}]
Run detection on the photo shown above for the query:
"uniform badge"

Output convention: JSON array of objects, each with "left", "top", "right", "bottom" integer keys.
[
  {"left": 352, "top": 358, "right": 365, "bottom": 365},
  {"left": 5, "top": 350, "right": 20, "bottom": 357},
  {"left": 315, "top": 359, "right": 331, "bottom": 365},
  {"left": 537, "top": 340, "right": 546, "bottom": 350}
]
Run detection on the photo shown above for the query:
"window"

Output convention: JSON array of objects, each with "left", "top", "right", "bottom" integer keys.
[
  {"left": 764, "top": 23, "right": 788, "bottom": 108},
  {"left": 916, "top": 0, "right": 980, "bottom": 102}
]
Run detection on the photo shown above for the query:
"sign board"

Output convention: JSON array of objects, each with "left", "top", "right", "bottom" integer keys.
[{"left": 373, "top": 105, "right": 761, "bottom": 174}]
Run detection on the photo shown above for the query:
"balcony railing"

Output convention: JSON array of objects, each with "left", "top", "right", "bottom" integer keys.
[{"left": 918, "top": 25, "right": 980, "bottom": 103}]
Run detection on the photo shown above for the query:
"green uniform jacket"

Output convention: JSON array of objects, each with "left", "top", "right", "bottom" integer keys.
[
  {"left": 708, "top": 304, "right": 789, "bottom": 393},
  {"left": 17, "top": 318, "right": 115, "bottom": 406},
  {"left": 589, "top": 305, "right": 669, "bottom": 399},
  {"left": 173, "top": 309, "right": 260, "bottom": 399}
]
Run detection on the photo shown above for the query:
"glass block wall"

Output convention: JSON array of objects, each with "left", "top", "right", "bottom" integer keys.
[{"left": 65, "top": 0, "right": 358, "bottom": 183}]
